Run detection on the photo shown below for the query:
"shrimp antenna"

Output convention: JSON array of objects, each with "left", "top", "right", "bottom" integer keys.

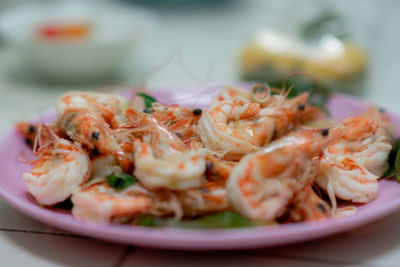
[
  {"left": 42, "top": 124, "right": 58, "bottom": 142},
  {"left": 32, "top": 124, "right": 42, "bottom": 153},
  {"left": 33, "top": 124, "right": 59, "bottom": 154},
  {"left": 136, "top": 47, "right": 181, "bottom": 90}
]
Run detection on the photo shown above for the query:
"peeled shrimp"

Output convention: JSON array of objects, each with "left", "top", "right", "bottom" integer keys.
[
  {"left": 227, "top": 127, "right": 340, "bottom": 221},
  {"left": 23, "top": 126, "right": 91, "bottom": 206},
  {"left": 317, "top": 156, "right": 378, "bottom": 203},
  {"left": 315, "top": 113, "right": 394, "bottom": 204}
]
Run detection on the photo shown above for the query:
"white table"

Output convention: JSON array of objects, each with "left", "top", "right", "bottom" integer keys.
[{"left": 1, "top": 0, "right": 400, "bottom": 266}]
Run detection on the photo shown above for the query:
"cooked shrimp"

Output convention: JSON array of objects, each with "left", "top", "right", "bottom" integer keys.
[
  {"left": 176, "top": 180, "right": 229, "bottom": 216},
  {"left": 359, "top": 107, "right": 396, "bottom": 175},
  {"left": 199, "top": 101, "right": 262, "bottom": 159},
  {"left": 210, "top": 86, "right": 250, "bottom": 106},
  {"left": 205, "top": 155, "right": 237, "bottom": 181},
  {"left": 150, "top": 103, "right": 202, "bottom": 146},
  {"left": 71, "top": 182, "right": 151, "bottom": 223},
  {"left": 16, "top": 122, "right": 64, "bottom": 148},
  {"left": 23, "top": 125, "right": 91, "bottom": 206},
  {"left": 129, "top": 110, "right": 208, "bottom": 190},
  {"left": 258, "top": 92, "right": 313, "bottom": 138},
  {"left": 285, "top": 187, "right": 331, "bottom": 222},
  {"left": 363, "top": 106, "right": 396, "bottom": 141},
  {"left": 134, "top": 139, "right": 207, "bottom": 190},
  {"left": 90, "top": 154, "right": 122, "bottom": 181},
  {"left": 316, "top": 156, "right": 378, "bottom": 203},
  {"left": 315, "top": 112, "right": 395, "bottom": 205},
  {"left": 174, "top": 157, "right": 234, "bottom": 216},
  {"left": 58, "top": 107, "right": 118, "bottom": 155},
  {"left": 227, "top": 127, "right": 340, "bottom": 222},
  {"left": 326, "top": 115, "right": 393, "bottom": 177},
  {"left": 199, "top": 93, "right": 312, "bottom": 159},
  {"left": 57, "top": 91, "right": 130, "bottom": 128},
  {"left": 113, "top": 135, "right": 135, "bottom": 174},
  {"left": 72, "top": 181, "right": 183, "bottom": 223}
]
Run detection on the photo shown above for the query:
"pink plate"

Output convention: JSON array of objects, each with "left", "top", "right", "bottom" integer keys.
[{"left": 1, "top": 87, "right": 400, "bottom": 250}]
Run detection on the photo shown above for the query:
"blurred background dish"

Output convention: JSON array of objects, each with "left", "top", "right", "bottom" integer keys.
[
  {"left": 0, "top": 1, "right": 155, "bottom": 83},
  {"left": 240, "top": 9, "right": 367, "bottom": 95}
]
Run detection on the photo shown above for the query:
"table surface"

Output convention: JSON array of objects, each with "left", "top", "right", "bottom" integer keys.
[{"left": 1, "top": 0, "right": 400, "bottom": 266}]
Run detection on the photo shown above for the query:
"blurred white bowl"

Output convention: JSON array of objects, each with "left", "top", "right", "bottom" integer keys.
[{"left": 0, "top": 1, "right": 155, "bottom": 82}]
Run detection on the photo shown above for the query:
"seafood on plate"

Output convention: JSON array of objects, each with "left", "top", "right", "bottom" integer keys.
[
  {"left": 316, "top": 109, "right": 395, "bottom": 207},
  {"left": 17, "top": 86, "right": 397, "bottom": 228}
]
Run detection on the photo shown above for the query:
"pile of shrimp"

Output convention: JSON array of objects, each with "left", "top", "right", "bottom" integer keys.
[{"left": 16, "top": 85, "right": 397, "bottom": 225}]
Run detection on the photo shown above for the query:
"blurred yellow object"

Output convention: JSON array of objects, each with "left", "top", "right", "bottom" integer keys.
[{"left": 240, "top": 30, "right": 367, "bottom": 87}]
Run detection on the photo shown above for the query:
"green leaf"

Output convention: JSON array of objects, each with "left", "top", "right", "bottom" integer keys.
[
  {"left": 180, "top": 211, "right": 254, "bottom": 228},
  {"left": 139, "top": 215, "right": 166, "bottom": 227},
  {"left": 139, "top": 211, "right": 254, "bottom": 229},
  {"left": 106, "top": 172, "right": 137, "bottom": 190},
  {"left": 385, "top": 138, "right": 400, "bottom": 181},
  {"left": 136, "top": 92, "right": 157, "bottom": 109}
]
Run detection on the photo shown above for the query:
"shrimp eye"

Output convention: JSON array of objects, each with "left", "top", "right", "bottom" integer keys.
[
  {"left": 193, "top": 108, "right": 202, "bottom": 116},
  {"left": 206, "top": 161, "right": 214, "bottom": 171},
  {"left": 317, "top": 203, "right": 327, "bottom": 213},
  {"left": 91, "top": 131, "right": 100, "bottom": 140},
  {"left": 143, "top": 108, "right": 152, "bottom": 114},
  {"left": 91, "top": 147, "right": 100, "bottom": 156},
  {"left": 251, "top": 84, "right": 271, "bottom": 104},
  {"left": 379, "top": 107, "right": 386, "bottom": 113},
  {"left": 175, "top": 132, "right": 183, "bottom": 139},
  {"left": 200, "top": 187, "right": 210, "bottom": 193},
  {"left": 24, "top": 138, "right": 32, "bottom": 145},
  {"left": 297, "top": 103, "right": 306, "bottom": 111},
  {"left": 272, "top": 127, "right": 278, "bottom": 140},
  {"left": 27, "top": 125, "right": 36, "bottom": 134},
  {"left": 321, "top": 128, "right": 329, "bottom": 136}
]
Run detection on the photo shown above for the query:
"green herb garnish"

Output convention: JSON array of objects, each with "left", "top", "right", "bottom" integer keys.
[
  {"left": 385, "top": 138, "right": 400, "bottom": 181},
  {"left": 139, "top": 211, "right": 254, "bottom": 229},
  {"left": 106, "top": 172, "right": 137, "bottom": 190},
  {"left": 180, "top": 211, "right": 254, "bottom": 228},
  {"left": 139, "top": 215, "right": 167, "bottom": 227},
  {"left": 136, "top": 92, "right": 157, "bottom": 109}
]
